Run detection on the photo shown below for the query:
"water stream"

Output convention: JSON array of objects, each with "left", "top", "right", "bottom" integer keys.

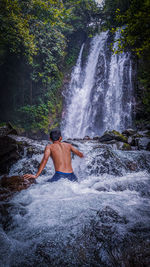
[{"left": 0, "top": 137, "right": 150, "bottom": 266}]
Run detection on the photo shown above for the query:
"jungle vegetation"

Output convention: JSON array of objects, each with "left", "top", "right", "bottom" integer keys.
[
  {"left": 103, "top": 0, "right": 150, "bottom": 121},
  {"left": 0, "top": 0, "right": 149, "bottom": 136},
  {"left": 0, "top": 0, "right": 100, "bottom": 135}
]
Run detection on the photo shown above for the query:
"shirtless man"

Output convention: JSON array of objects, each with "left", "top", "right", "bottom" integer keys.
[{"left": 23, "top": 129, "right": 84, "bottom": 182}]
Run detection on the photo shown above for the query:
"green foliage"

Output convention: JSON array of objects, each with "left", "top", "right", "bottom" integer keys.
[
  {"left": 102, "top": 0, "right": 130, "bottom": 28},
  {"left": 0, "top": 0, "right": 100, "bottom": 135},
  {"left": 114, "top": 0, "right": 150, "bottom": 57},
  {"left": 116, "top": 0, "right": 150, "bottom": 119},
  {"left": 122, "top": 143, "right": 131, "bottom": 151},
  {"left": 103, "top": 0, "right": 150, "bottom": 120},
  {"left": 0, "top": 0, "right": 37, "bottom": 63},
  {"left": 19, "top": 94, "right": 63, "bottom": 133}
]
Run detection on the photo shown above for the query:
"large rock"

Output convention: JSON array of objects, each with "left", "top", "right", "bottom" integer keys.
[
  {"left": 108, "top": 141, "right": 131, "bottom": 151},
  {"left": 0, "top": 136, "right": 23, "bottom": 175},
  {"left": 86, "top": 145, "right": 130, "bottom": 176},
  {"left": 122, "top": 128, "right": 137, "bottom": 136},
  {"left": 117, "top": 142, "right": 131, "bottom": 151},
  {"left": 83, "top": 136, "right": 91, "bottom": 140},
  {"left": 0, "top": 122, "right": 18, "bottom": 136},
  {"left": 147, "top": 142, "right": 150, "bottom": 151},
  {"left": 99, "top": 130, "right": 128, "bottom": 143},
  {"left": 138, "top": 137, "right": 150, "bottom": 150},
  {"left": 0, "top": 176, "right": 36, "bottom": 201}
]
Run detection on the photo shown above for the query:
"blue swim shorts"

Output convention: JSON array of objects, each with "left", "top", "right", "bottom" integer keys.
[{"left": 47, "top": 171, "right": 78, "bottom": 182}]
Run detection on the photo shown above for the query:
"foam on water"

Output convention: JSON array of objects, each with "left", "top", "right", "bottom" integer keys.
[
  {"left": 1, "top": 139, "right": 150, "bottom": 266},
  {"left": 1, "top": 168, "right": 150, "bottom": 265},
  {"left": 3, "top": 171, "right": 150, "bottom": 233}
]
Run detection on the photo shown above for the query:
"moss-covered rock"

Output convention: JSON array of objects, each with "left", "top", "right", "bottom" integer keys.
[
  {"left": 0, "top": 122, "right": 18, "bottom": 136},
  {"left": 99, "top": 130, "right": 128, "bottom": 143},
  {"left": 122, "top": 143, "right": 131, "bottom": 151}
]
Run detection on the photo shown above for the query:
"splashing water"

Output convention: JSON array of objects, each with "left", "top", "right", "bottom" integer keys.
[{"left": 0, "top": 137, "right": 150, "bottom": 266}]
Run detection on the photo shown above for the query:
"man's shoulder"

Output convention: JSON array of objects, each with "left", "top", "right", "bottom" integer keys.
[
  {"left": 62, "top": 142, "right": 72, "bottom": 148},
  {"left": 62, "top": 141, "right": 71, "bottom": 146},
  {"left": 45, "top": 144, "right": 52, "bottom": 149}
]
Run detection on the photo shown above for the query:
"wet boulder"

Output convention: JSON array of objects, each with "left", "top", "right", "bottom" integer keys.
[
  {"left": 0, "top": 176, "right": 36, "bottom": 201},
  {"left": 108, "top": 141, "right": 131, "bottom": 151},
  {"left": 138, "top": 137, "right": 150, "bottom": 150},
  {"left": 97, "top": 206, "right": 128, "bottom": 224},
  {"left": 0, "top": 122, "right": 18, "bottom": 136},
  {"left": 122, "top": 128, "right": 137, "bottom": 136},
  {"left": 117, "top": 142, "right": 131, "bottom": 151},
  {"left": 0, "top": 136, "right": 23, "bottom": 175},
  {"left": 86, "top": 145, "right": 128, "bottom": 176},
  {"left": 93, "top": 136, "right": 101, "bottom": 140},
  {"left": 147, "top": 142, "right": 150, "bottom": 151},
  {"left": 26, "top": 146, "right": 43, "bottom": 157},
  {"left": 83, "top": 136, "right": 91, "bottom": 140},
  {"left": 99, "top": 130, "right": 128, "bottom": 143},
  {"left": 126, "top": 162, "right": 137, "bottom": 171}
]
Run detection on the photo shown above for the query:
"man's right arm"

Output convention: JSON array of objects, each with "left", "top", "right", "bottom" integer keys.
[
  {"left": 23, "top": 145, "right": 51, "bottom": 179},
  {"left": 70, "top": 144, "right": 84, "bottom": 158}
]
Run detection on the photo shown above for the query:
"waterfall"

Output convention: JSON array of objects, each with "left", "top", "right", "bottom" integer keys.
[
  {"left": 62, "top": 31, "right": 133, "bottom": 138},
  {"left": 103, "top": 30, "right": 133, "bottom": 132}
]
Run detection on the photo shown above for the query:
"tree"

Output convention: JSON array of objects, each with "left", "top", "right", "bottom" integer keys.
[{"left": 0, "top": 0, "right": 101, "bottom": 134}]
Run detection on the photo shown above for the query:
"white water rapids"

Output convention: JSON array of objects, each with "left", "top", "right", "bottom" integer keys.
[{"left": 0, "top": 137, "right": 150, "bottom": 266}]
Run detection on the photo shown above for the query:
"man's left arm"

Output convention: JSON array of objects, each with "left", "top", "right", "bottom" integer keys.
[{"left": 23, "top": 145, "right": 51, "bottom": 179}]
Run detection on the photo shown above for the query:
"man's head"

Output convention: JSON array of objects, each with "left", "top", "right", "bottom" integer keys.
[{"left": 50, "top": 129, "right": 62, "bottom": 142}]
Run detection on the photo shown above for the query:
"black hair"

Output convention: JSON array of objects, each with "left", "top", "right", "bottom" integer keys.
[{"left": 50, "top": 129, "right": 61, "bottom": 141}]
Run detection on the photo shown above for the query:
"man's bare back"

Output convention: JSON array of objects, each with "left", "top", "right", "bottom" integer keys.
[
  {"left": 48, "top": 141, "right": 83, "bottom": 173},
  {"left": 23, "top": 130, "right": 83, "bottom": 180}
]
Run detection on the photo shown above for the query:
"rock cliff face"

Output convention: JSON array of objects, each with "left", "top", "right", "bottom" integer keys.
[
  {"left": 0, "top": 124, "right": 21, "bottom": 175},
  {"left": 0, "top": 122, "right": 18, "bottom": 136},
  {"left": 0, "top": 136, "right": 23, "bottom": 175}
]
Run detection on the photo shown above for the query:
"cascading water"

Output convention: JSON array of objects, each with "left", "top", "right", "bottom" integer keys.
[
  {"left": 103, "top": 30, "right": 133, "bottom": 131},
  {"left": 62, "top": 30, "right": 133, "bottom": 138},
  {"left": 62, "top": 32, "right": 108, "bottom": 138}
]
